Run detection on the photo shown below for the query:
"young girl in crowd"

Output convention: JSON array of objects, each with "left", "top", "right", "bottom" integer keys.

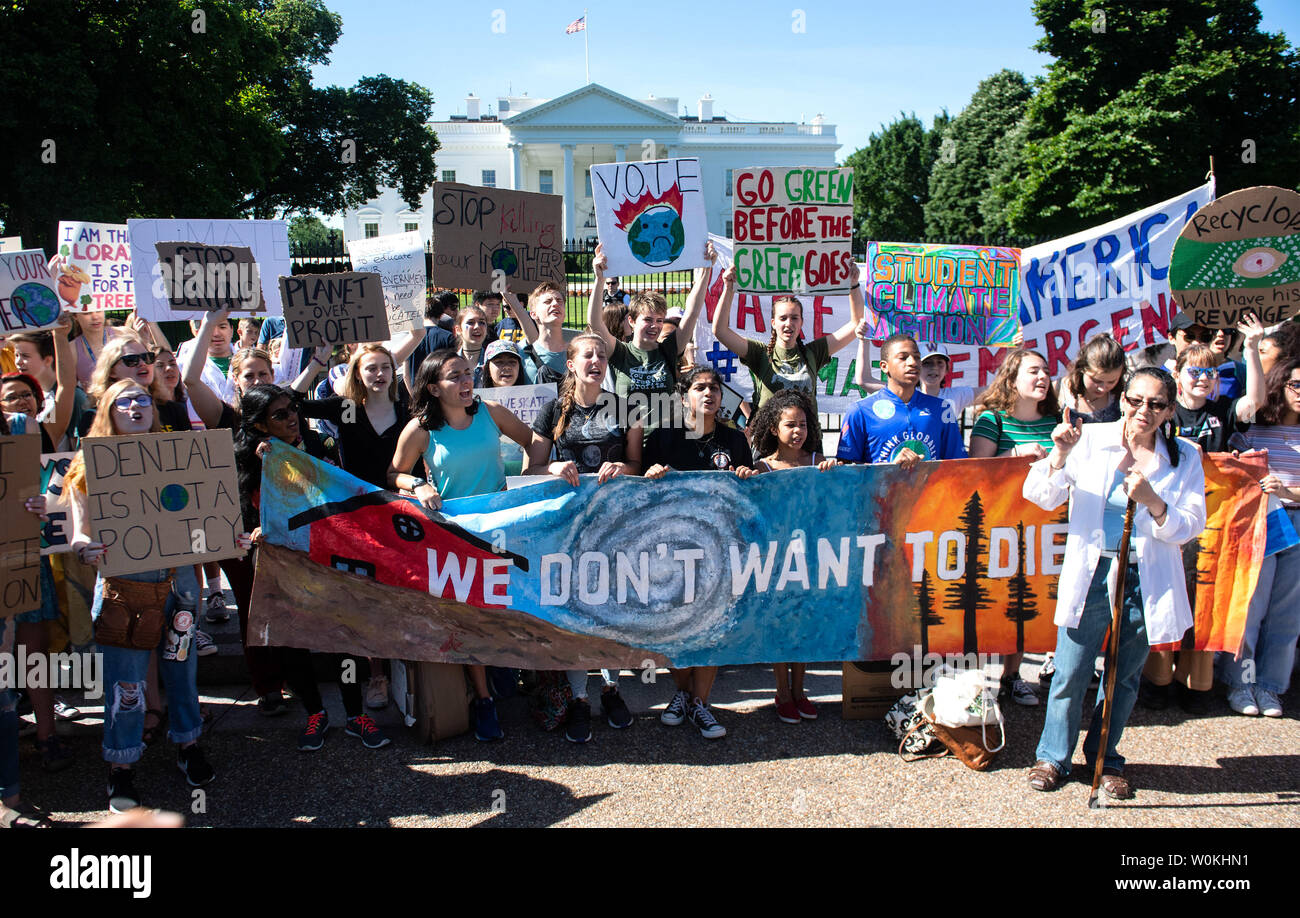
[
  {"left": 389, "top": 350, "right": 537, "bottom": 741},
  {"left": 479, "top": 340, "right": 525, "bottom": 388},
  {"left": 1258, "top": 320, "right": 1299, "bottom": 375},
  {"left": 453, "top": 305, "right": 491, "bottom": 386},
  {"left": 1058, "top": 333, "right": 1127, "bottom": 423},
  {"left": 1224, "top": 357, "right": 1300, "bottom": 718},
  {"left": 969, "top": 348, "right": 1061, "bottom": 706},
  {"left": 69, "top": 311, "right": 125, "bottom": 390},
  {"left": 526, "top": 333, "right": 642, "bottom": 742},
  {"left": 644, "top": 365, "right": 753, "bottom": 739},
  {"left": 748, "top": 388, "right": 840, "bottom": 723}
]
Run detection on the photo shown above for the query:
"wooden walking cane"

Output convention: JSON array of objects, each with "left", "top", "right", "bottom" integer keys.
[{"left": 1088, "top": 498, "right": 1138, "bottom": 808}]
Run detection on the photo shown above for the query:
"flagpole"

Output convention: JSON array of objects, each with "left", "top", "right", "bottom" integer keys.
[{"left": 584, "top": 9, "right": 590, "bottom": 84}]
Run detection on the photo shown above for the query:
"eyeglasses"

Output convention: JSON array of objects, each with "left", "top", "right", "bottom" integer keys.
[
  {"left": 1123, "top": 394, "right": 1170, "bottom": 412},
  {"left": 117, "top": 351, "right": 158, "bottom": 368},
  {"left": 269, "top": 408, "right": 296, "bottom": 422},
  {"left": 113, "top": 394, "right": 153, "bottom": 410},
  {"left": 1183, "top": 366, "right": 1219, "bottom": 382},
  {"left": 0, "top": 390, "right": 36, "bottom": 404}
]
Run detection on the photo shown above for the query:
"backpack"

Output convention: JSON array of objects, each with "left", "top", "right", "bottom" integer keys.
[{"left": 522, "top": 343, "right": 564, "bottom": 385}]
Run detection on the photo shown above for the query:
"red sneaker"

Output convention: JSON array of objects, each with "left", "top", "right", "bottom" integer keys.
[
  {"left": 793, "top": 695, "right": 818, "bottom": 720},
  {"left": 775, "top": 697, "right": 801, "bottom": 724}
]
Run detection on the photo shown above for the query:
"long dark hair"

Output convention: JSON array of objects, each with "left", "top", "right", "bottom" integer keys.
[
  {"left": 1126, "top": 367, "right": 1181, "bottom": 468},
  {"left": 411, "top": 348, "right": 479, "bottom": 431},
  {"left": 750, "top": 388, "right": 821, "bottom": 459},
  {"left": 1259, "top": 357, "right": 1300, "bottom": 426},
  {"left": 1066, "top": 333, "right": 1127, "bottom": 401},
  {"left": 234, "top": 384, "right": 292, "bottom": 531}
]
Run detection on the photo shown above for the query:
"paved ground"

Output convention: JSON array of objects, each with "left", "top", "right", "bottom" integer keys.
[{"left": 17, "top": 655, "right": 1300, "bottom": 828}]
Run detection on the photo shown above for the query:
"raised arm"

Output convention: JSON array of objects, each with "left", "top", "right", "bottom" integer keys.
[
  {"left": 386, "top": 329, "right": 422, "bottom": 368},
  {"left": 1236, "top": 312, "right": 1266, "bottom": 423},
  {"left": 852, "top": 321, "right": 886, "bottom": 392},
  {"left": 290, "top": 345, "right": 332, "bottom": 394},
  {"left": 824, "top": 260, "right": 865, "bottom": 354},
  {"left": 181, "top": 311, "right": 230, "bottom": 429},
  {"left": 503, "top": 290, "right": 539, "bottom": 344},
  {"left": 674, "top": 241, "right": 717, "bottom": 351},
  {"left": 710, "top": 265, "right": 749, "bottom": 356},
  {"left": 587, "top": 244, "right": 617, "bottom": 353},
  {"left": 44, "top": 316, "right": 77, "bottom": 444}
]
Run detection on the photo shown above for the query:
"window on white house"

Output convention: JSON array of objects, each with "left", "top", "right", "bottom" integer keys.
[
  {"left": 584, "top": 169, "right": 592, "bottom": 197},
  {"left": 725, "top": 220, "right": 734, "bottom": 238},
  {"left": 404, "top": 222, "right": 419, "bottom": 234},
  {"left": 442, "top": 170, "right": 456, "bottom": 183},
  {"left": 725, "top": 169, "right": 734, "bottom": 196},
  {"left": 539, "top": 169, "right": 553, "bottom": 195},
  {"left": 364, "top": 222, "right": 379, "bottom": 239},
  {"left": 482, "top": 169, "right": 496, "bottom": 188}
]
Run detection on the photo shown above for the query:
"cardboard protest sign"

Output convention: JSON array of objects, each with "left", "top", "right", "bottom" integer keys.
[
  {"left": 431, "top": 184, "right": 564, "bottom": 295},
  {"left": 733, "top": 166, "right": 855, "bottom": 295},
  {"left": 478, "top": 383, "right": 556, "bottom": 475},
  {"left": 0, "top": 250, "right": 63, "bottom": 334},
  {"left": 280, "top": 272, "right": 388, "bottom": 350},
  {"left": 0, "top": 237, "right": 24, "bottom": 253},
  {"left": 860, "top": 242, "right": 1020, "bottom": 348},
  {"left": 39, "top": 452, "right": 76, "bottom": 555},
  {"left": 1170, "top": 185, "right": 1300, "bottom": 328},
  {"left": 82, "top": 430, "right": 244, "bottom": 576},
  {"left": 0, "top": 434, "right": 42, "bottom": 618},
  {"left": 128, "top": 219, "right": 290, "bottom": 321},
  {"left": 152, "top": 241, "right": 264, "bottom": 314},
  {"left": 346, "top": 231, "right": 425, "bottom": 334},
  {"left": 591, "top": 158, "right": 709, "bottom": 275},
  {"left": 56, "top": 222, "right": 133, "bottom": 312}
]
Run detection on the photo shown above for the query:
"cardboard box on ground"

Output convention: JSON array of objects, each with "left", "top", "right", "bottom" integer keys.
[
  {"left": 841, "top": 661, "right": 906, "bottom": 720},
  {"left": 390, "top": 660, "right": 472, "bottom": 742}
]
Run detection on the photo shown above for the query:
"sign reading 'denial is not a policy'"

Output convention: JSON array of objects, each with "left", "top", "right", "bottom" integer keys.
[
  {"left": 56, "top": 222, "right": 133, "bottom": 312},
  {"left": 591, "top": 158, "right": 709, "bottom": 275},
  {"left": 0, "top": 250, "right": 62, "bottom": 334},
  {"left": 345, "top": 231, "right": 425, "bottom": 334},
  {"left": 0, "top": 435, "right": 42, "bottom": 618},
  {"left": 280, "top": 272, "right": 388, "bottom": 350},
  {"left": 432, "top": 183, "right": 565, "bottom": 296},
  {"left": 733, "top": 166, "right": 855, "bottom": 296},
  {"left": 861, "top": 242, "right": 1021, "bottom": 348},
  {"left": 83, "top": 430, "right": 245, "bottom": 576}
]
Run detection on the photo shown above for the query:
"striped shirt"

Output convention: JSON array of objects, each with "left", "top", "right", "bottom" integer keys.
[
  {"left": 1240, "top": 424, "right": 1300, "bottom": 505},
  {"left": 970, "top": 410, "right": 1057, "bottom": 457}
]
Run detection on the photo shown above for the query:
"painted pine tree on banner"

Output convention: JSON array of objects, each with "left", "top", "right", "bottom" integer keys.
[
  {"left": 915, "top": 569, "right": 942, "bottom": 657},
  {"left": 945, "top": 492, "right": 992, "bottom": 654},
  {"left": 1005, "top": 521, "right": 1039, "bottom": 653}
]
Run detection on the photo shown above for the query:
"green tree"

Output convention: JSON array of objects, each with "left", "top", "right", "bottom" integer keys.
[
  {"left": 0, "top": 0, "right": 438, "bottom": 249},
  {"left": 924, "top": 71, "right": 1033, "bottom": 244},
  {"left": 996, "top": 0, "right": 1300, "bottom": 239},
  {"left": 289, "top": 215, "right": 340, "bottom": 250},
  {"left": 844, "top": 111, "right": 949, "bottom": 245}
]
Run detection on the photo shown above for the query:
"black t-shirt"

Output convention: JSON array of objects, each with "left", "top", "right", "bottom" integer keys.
[
  {"left": 296, "top": 392, "right": 410, "bottom": 489},
  {"left": 531, "top": 396, "right": 627, "bottom": 472},
  {"left": 406, "top": 325, "right": 456, "bottom": 382},
  {"left": 1174, "top": 396, "right": 1247, "bottom": 453},
  {"left": 646, "top": 422, "right": 751, "bottom": 472}
]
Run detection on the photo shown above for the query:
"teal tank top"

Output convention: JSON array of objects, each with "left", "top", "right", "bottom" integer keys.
[{"left": 421, "top": 405, "right": 506, "bottom": 500}]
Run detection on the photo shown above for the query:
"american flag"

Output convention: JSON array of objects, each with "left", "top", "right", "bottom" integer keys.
[{"left": 565, "top": 16, "right": 585, "bottom": 34}]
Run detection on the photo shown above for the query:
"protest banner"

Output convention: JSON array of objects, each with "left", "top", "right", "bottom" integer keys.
[
  {"left": 39, "top": 452, "right": 76, "bottom": 556},
  {"left": 280, "top": 272, "right": 388, "bottom": 350},
  {"left": 0, "top": 237, "right": 23, "bottom": 253},
  {"left": 477, "top": 382, "right": 557, "bottom": 475},
  {"left": 1170, "top": 185, "right": 1300, "bottom": 328},
  {"left": 0, "top": 434, "right": 42, "bottom": 618},
  {"left": 0, "top": 250, "right": 63, "bottom": 334},
  {"left": 55, "top": 222, "right": 133, "bottom": 312},
  {"left": 152, "top": 241, "right": 264, "bottom": 314},
  {"left": 591, "top": 158, "right": 709, "bottom": 275},
  {"left": 733, "top": 166, "right": 855, "bottom": 296},
  {"left": 431, "top": 183, "right": 564, "bottom": 296},
  {"left": 860, "top": 242, "right": 1020, "bottom": 348},
  {"left": 82, "top": 430, "right": 243, "bottom": 576},
  {"left": 128, "top": 219, "right": 290, "bottom": 321},
  {"left": 346, "top": 230, "right": 425, "bottom": 334}
]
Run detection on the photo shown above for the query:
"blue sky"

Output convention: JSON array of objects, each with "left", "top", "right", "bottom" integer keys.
[{"left": 312, "top": 0, "right": 1298, "bottom": 160}]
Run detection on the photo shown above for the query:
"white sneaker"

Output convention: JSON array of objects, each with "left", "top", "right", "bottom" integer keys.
[
  {"left": 365, "top": 674, "right": 389, "bottom": 710},
  {"left": 660, "top": 689, "right": 690, "bottom": 726},
  {"left": 687, "top": 698, "right": 727, "bottom": 739},
  {"left": 1011, "top": 679, "right": 1039, "bottom": 707},
  {"left": 1255, "top": 689, "right": 1283, "bottom": 718},
  {"left": 194, "top": 629, "right": 219, "bottom": 657},
  {"left": 1227, "top": 687, "right": 1259, "bottom": 716},
  {"left": 1037, "top": 655, "right": 1056, "bottom": 682}
]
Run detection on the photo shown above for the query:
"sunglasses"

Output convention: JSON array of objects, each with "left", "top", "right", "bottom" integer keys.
[
  {"left": 1123, "top": 394, "right": 1170, "bottom": 413},
  {"left": 113, "top": 394, "right": 153, "bottom": 410},
  {"left": 268, "top": 408, "right": 296, "bottom": 422},
  {"left": 1183, "top": 366, "right": 1219, "bottom": 382},
  {"left": 0, "top": 390, "right": 36, "bottom": 404},
  {"left": 117, "top": 351, "right": 158, "bottom": 368},
  {"left": 1179, "top": 328, "right": 1213, "bottom": 344}
]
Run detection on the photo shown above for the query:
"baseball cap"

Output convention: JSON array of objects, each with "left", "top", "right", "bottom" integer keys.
[
  {"left": 664, "top": 307, "right": 686, "bottom": 326},
  {"left": 917, "top": 341, "right": 950, "bottom": 364},
  {"left": 484, "top": 340, "right": 522, "bottom": 364}
]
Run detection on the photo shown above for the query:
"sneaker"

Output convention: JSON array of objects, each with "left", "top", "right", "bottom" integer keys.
[
  {"left": 474, "top": 697, "right": 503, "bottom": 742},
  {"left": 194, "top": 629, "right": 219, "bottom": 657},
  {"left": 687, "top": 698, "right": 726, "bottom": 739},
  {"left": 1177, "top": 684, "right": 1210, "bottom": 716},
  {"left": 601, "top": 686, "right": 632, "bottom": 729},
  {"left": 52, "top": 696, "right": 84, "bottom": 721},
  {"left": 107, "top": 768, "right": 141, "bottom": 814},
  {"left": 775, "top": 697, "right": 801, "bottom": 724},
  {"left": 346, "top": 714, "right": 392, "bottom": 749},
  {"left": 1010, "top": 679, "right": 1039, "bottom": 707},
  {"left": 1037, "top": 655, "right": 1056, "bottom": 683},
  {"left": 1256, "top": 689, "right": 1283, "bottom": 718},
  {"left": 661, "top": 689, "right": 690, "bottom": 726},
  {"left": 298, "top": 710, "right": 329, "bottom": 751},
  {"left": 36, "top": 735, "right": 75, "bottom": 773},
  {"left": 793, "top": 694, "right": 818, "bottom": 720},
  {"left": 1227, "top": 687, "right": 1259, "bottom": 716},
  {"left": 1138, "top": 679, "right": 1171, "bottom": 710},
  {"left": 365, "top": 674, "right": 389, "bottom": 710},
  {"left": 565, "top": 698, "right": 593, "bottom": 743},
  {"left": 258, "top": 692, "right": 289, "bottom": 716},
  {"left": 204, "top": 591, "right": 230, "bottom": 624},
  {"left": 177, "top": 743, "right": 215, "bottom": 787}
]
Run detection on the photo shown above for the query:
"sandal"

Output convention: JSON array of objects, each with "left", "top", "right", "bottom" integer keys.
[
  {"left": 0, "top": 800, "right": 53, "bottom": 828},
  {"left": 142, "top": 709, "right": 167, "bottom": 748},
  {"left": 1028, "top": 760, "right": 1065, "bottom": 792},
  {"left": 1100, "top": 768, "right": 1134, "bottom": 800}
]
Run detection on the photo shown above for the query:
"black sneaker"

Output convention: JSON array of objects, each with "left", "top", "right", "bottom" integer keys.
[
  {"left": 686, "top": 698, "right": 727, "bottom": 739},
  {"left": 601, "top": 686, "right": 632, "bottom": 729},
  {"left": 258, "top": 692, "right": 289, "bottom": 716},
  {"left": 204, "top": 591, "right": 230, "bottom": 624},
  {"left": 345, "top": 714, "right": 392, "bottom": 749},
  {"left": 107, "top": 768, "right": 141, "bottom": 814},
  {"left": 661, "top": 689, "right": 690, "bottom": 726},
  {"left": 1138, "top": 679, "right": 1171, "bottom": 710},
  {"left": 298, "top": 710, "right": 329, "bottom": 752},
  {"left": 565, "top": 698, "right": 592, "bottom": 743},
  {"left": 177, "top": 743, "right": 215, "bottom": 787}
]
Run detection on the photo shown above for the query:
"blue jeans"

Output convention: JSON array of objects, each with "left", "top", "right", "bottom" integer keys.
[
  {"left": 94, "top": 567, "right": 203, "bottom": 765},
  {"left": 1036, "top": 557, "right": 1148, "bottom": 775},
  {"left": 1225, "top": 506, "right": 1300, "bottom": 694}
]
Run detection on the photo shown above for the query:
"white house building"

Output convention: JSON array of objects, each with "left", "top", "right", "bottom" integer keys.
[{"left": 343, "top": 83, "right": 840, "bottom": 246}]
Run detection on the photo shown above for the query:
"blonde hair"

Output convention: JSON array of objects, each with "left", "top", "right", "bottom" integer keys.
[
  {"left": 88, "top": 330, "right": 172, "bottom": 405},
  {"left": 65, "top": 378, "right": 163, "bottom": 493},
  {"left": 228, "top": 347, "right": 275, "bottom": 403},
  {"left": 341, "top": 344, "right": 399, "bottom": 405}
]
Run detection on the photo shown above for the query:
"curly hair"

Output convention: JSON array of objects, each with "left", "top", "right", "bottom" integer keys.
[
  {"left": 749, "top": 387, "right": 821, "bottom": 460},
  {"left": 975, "top": 348, "right": 1060, "bottom": 420},
  {"left": 1258, "top": 357, "right": 1300, "bottom": 426}
]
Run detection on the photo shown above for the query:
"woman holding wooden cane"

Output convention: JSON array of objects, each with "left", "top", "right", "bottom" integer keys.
[{"left": 1022, "top": 368, "right": 1205, "bottom": 801}]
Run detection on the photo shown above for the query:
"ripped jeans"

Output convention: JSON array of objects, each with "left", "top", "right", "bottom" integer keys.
[{"left": 93, "top": 567, "right": 203, "bottom": 765}]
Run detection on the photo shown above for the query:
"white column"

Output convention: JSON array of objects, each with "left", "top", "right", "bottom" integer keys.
[
  {"left": 510, "top": 143, "right": 523, "bottom": 190},
  {"left": 562, "top": 144, "right": 575, "bottom": 243},
  {"left": 614, "top": 143, "right": 626, "bottom": 162}
]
